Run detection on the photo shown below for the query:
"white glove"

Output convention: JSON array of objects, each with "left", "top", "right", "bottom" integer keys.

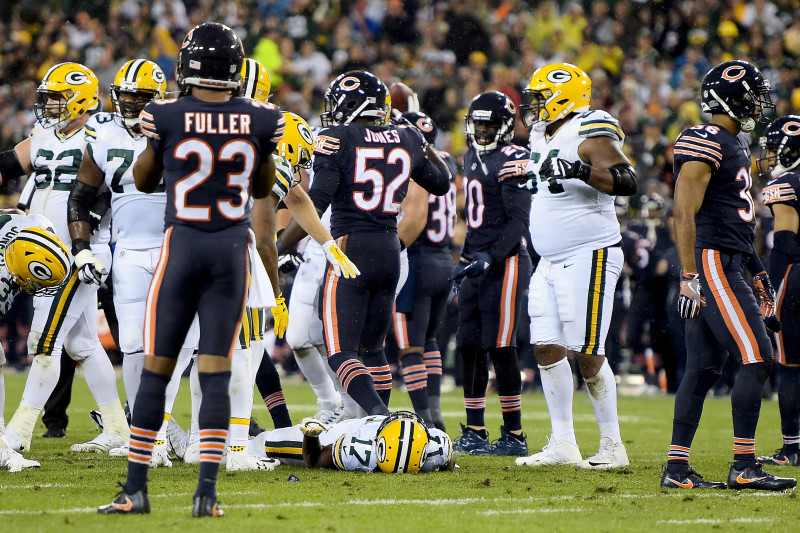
[
  {"left": 300, "top": 417, "right": 328, "bottom": 438},
  {"left": 74, "top": 249, "right": 107, "bottom": 288},
  {"left": 322, "top": 240, "right": 360, "bottom": 279}
]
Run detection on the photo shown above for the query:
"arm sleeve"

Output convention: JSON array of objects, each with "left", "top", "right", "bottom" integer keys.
[
  {"left": 490, "top": 177, "right": 532, "bottom": 261},
  {"left": 308, "top": 131, "right": 343, "bottom": 213},
  {"left": 412, "top": 157, "right": 450, "bottom": 196},
  {"left": 745, "top": 249, "right": 766, "bottom": 276}
]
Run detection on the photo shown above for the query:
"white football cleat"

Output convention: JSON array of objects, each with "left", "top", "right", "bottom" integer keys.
[
  {"left": 166, "top": 418, "right": 188, "bottom": 460},
  {"left": 0, "top": 448, "right": 40, "bottom": 472},
  {"left": 515, "top": 435, "right": 582, "bottom": 467},
  {"left": 70, "top": 432, "right": 126, "bottom": 453},
  {"left": 108, "top": 443, "right": 130, "bottom": 457},
  {"left": 1, "top": 427, "right": 25, "bottom": 452},
  {"left": 226, "top": 449, "right": 280, "bottom": 471},
  {"left": 577, "top": 437, "right": 629, "bottom": 469},
  {"left": 184, "top": 438, "right": 200, "bottom": 464},
  {"left": 314, "top": 397, "right": 346, "bottom": 426}
]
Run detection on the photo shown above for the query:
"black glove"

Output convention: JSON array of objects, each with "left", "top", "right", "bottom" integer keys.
[
  {"left": 764, "top": 315, "right": 782, "bottom": 334},
  {"left": 449, "top": 252, "right": 493, "bottom": 284},
  {"left": 540, "top": 157, "right": 591, "bottom": 182},
  {"left": 752, "top": 271, "right": 777, "bottom": 318},
  {"left": 278, "top": 249, "right": 304, "bottom": 274}
]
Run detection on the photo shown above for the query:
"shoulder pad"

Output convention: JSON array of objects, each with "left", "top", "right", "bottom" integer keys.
[
  {"left": 674, "top": 126, "right": 723, "bottom": 170},
  {"left": 578, "top": 110, "right": 624, "bottom": 142},
  {"left": 314, "top": 128, "right": 342, "bottom": 156},
  {"left": 763, "top": 174, "right": 799, "bottom": 205}
]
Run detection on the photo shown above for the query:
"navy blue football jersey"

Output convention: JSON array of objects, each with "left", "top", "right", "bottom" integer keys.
[
  {"left": 409, "top": 152, "right": 458, "bottom": 253},
  {"left": 462, "top": 143, "right": 531, "bottom": 258},
  {"left": 309, "top": 123, "right": 448, "bottom": 238},
  {"left": 763, "top": 170, "right": 800, "bottom": 278},
  {"left": 141, "top": 95, "right": 284, "bottom": 231},
  {"left": 674, "top": 124, "right": 755, "bottom": 253}
]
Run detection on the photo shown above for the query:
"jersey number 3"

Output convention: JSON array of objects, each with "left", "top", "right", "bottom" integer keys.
[{"left": 173, "top": 139, "right": 255, "bottom": 221}]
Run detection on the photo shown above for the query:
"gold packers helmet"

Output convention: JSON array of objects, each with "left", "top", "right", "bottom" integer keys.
[
  {"left": 520, "top": 63, "right": 591, "bottom": 127},
  {"left": 376, "top": 411, "right": 429, "bottom": 473},
  {"left": 278, "top": 112, "right": 314, "bottom": 171},
  {"left": 111, "top": 59, "right": 166, "bottom": 135},
  {"left": 35, "top": 62, "right": 99, "bottom": 130},
  {"left": 5, "top": 227, "right": 71, "bottom": 296},
  {"left": 240, "top": 58, "right": 271, "bottom": 102}
]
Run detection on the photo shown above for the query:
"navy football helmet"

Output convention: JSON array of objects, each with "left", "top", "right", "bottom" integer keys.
[
  {"left": 402, "top": 111, "right": 437, "bottom": 145},
  {"left": 177, "top": 22, "right": 244, "bottom": 94},
  {"left": 759, "top": 115, "right": 800, "bottom": 178},
  {"left": 700, "top": 60, "right": 774, "bottom": 133},
  {"left": 321, "top": 71, "right": 391, "bottom": 127},
  {"left": 465, "top": 91, "right": 516, "bottom": 153}
]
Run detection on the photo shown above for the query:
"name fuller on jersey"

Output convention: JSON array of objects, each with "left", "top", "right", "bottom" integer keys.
[{"left": 183, "top": 112, "right": 251, "bottom": 135}]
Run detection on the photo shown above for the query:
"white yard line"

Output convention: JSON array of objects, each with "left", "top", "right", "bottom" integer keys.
[{"left": 659, "top": 518, "right": 773, "bottom": 524}]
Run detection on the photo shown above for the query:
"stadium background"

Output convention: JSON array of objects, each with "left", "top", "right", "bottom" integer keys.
[{"left": 1, "top": 0, "right": 798, "bottom": 395}]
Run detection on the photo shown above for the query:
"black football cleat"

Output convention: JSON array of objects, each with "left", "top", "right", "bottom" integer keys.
[
  {"left": 758, "top": 448, "right": 800, "bottom": 466},
  {"left": 452, "top": 424, "right": 490, "bottom": 454},
  {"left": 470, "top": 426, "right": 528, "bottom": 457},
  {"left": 660, "top": 466, "right": 727, "bottom": 489},
  {"left": 728, "top": 461, "right": 797, "bottom": 491},
  {"left": 42, "top": 427, "right": 66, "bottom": 438},
  {"left": 98, "top": 488, "right": 151, "bottom": 514},
  {"left": 192, "top": 495, "right": 225, "bottom": 518}
]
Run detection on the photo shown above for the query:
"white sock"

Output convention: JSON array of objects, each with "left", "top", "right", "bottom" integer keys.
[
  {"left": 122, "top": 352, "right": 145, "bottom": 414},
  {"left": 189, "top": 357, "right": 201, "bottom": 441},
  {"left": 250, "top": 340, "right": 265, "bottom": 387},
  {"left": 80, "top": 346, "right": 122, "bottom": 406},
  {"left": 538, "top": 358, "right": 577, "bottom": 445},
  {"left": 6, "top": 403, "right": 41, "bottom": 450},
  {"left": 294, "top": 345, "right": 339, "bottom": 408},
  {"left": 20, "top": 355, "right": 61, "bottom": 410},
  {"left": 0, "top": 371, "right": 5, "bottom": 433},
  {"left": 320, "top": 344, "right": 363, "bottom": 417},
  {"left": 229, "top": 347, "right": 254, "bottom": 449},
  {"left": 584, "top": 358, "right": 622, "bottom": 444},
  {"left": 98, "top": 401, "right": 130, "bottom": 440},
  {"left": 164, "top": 347, "right": 193, "bottom": 415}
]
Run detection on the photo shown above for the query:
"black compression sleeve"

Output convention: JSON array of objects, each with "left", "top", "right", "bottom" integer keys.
[
  {"left": 412, "top": 158, "right": 450, "bottom": 196},
  {"left": 0, "top": 150, "right": 25, "bottom": 181},
  {"left": 609, "top": 163, "right": 638, "bottom": 196},
  {"left": 67, "top": 180, "right": 100, "bottom": 225}
]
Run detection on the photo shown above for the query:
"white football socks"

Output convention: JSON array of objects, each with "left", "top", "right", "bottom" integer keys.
[
  {"left": 122, "top": 352, "right": 145, "bottom": 414},
  {"left": 229, "top": 347, "right": 254, "bottom": 450},
  {"left": 81, "top": 345, "right": 122, "bottom": 406},
  {"left": 538, "top": 357, "right": 577, "bottom": 445},
  {"left": 584, "top": 358, "right": 622, "bottom": 444},
  {"left": 294, "top": 345, "right": 340, "bottom": 410}
]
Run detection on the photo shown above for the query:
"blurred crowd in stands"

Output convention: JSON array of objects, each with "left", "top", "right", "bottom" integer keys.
[{"left": 1, "top": 0, "right": 798, "bottom": 396}]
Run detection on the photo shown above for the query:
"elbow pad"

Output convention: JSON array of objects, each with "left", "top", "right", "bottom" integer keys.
[
  {"left": 67, "top": 180, "right": 100, "bottom": 225},
  {"left": 0, "top": 150, "right": 25, "bottom": 181},
  {"left": 609, "top": 163, "right": 637, "bottom": 196},
  {"left": 773, "top": 230, "right": 800, "bottom": 263}
]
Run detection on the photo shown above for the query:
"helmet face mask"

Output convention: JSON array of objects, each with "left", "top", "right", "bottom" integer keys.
[
  {"left": 4, "top": 227, "right": 71, "bottom": 296},
  {"left": 177, "top": 22, "right": 245, "bottom": 94},
  {"left": 375, "top": 411, "right": 429, "bottom": 474},
  {"left": 111, "top": 59, "right": 166, "bottom": 135},
  {"left": 321, "top": 71, "right": 391, "bottom": 127},
  {"left": 521, "top": 63, "right": 591, "bottom": 128},
  {"left": 34, "top": 62, "right": 99, "bottom": 130},
  {"left": 700, "top": 60, "right": 775, "bottom": 133},
  {"left": 278, "top": 112, "right": 315, "bottom": 172},
  {"left": 758, "top": 115, "right": 800, "bottom": 178},
  {"left": 465, "top": 91, "right": 516, "bottom": 154}
]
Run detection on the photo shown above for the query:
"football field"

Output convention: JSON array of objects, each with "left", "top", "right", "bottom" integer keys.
[{"left": 1, "top": 370, "right": 797, "bottom": 532}]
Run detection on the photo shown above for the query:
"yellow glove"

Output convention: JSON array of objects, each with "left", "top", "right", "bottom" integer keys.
[
  {"left": 271, "top": 293, "right": 288, "bottom": 338},
  {"left": 322, "top": 239, "right": 361, "bottom": 279}
]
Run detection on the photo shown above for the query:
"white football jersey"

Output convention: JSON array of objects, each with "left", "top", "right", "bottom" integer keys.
[
  {"left": 330, "top": 416, "right": 384, "bottom": 472},
  {"left": 0, "top": 213, "right": 58, "bottom": 316},
  {"left": 28, "top": 122, "right": 111, "bottom": 248},
  {"left": 527, "top": 110, "right": 624, "bottom": 262},
  {"left": 272, "top": 154, "right": 297, "bottom": 202},
  {"left": 85, "top": 113, "right": 165, "bottom": 250}
]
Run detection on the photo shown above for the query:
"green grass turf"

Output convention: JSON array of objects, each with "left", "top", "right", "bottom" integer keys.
[{"left": 1, "top": 371, "right": 797, "bottom": 532}]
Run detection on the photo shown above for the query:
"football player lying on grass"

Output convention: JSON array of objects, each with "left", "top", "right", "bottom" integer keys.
[{"left": 300, "top": 411, "right": 456, "bottom": 473}]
